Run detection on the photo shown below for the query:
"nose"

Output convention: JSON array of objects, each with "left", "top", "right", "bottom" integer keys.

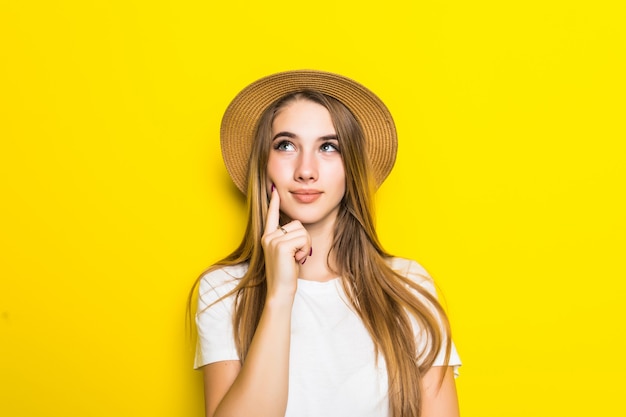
[{"left": 294, "top": 151, "right": 318, "bottom": 183}]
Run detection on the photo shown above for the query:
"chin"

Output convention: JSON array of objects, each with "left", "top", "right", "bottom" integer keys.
[{"left": 282, "top": 210, "right": 339, "bottom": 228}]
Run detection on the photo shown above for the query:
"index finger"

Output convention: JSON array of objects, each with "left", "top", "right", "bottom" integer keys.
[{"left": 264, "top": 185, "right": 280, "bottom": 233}]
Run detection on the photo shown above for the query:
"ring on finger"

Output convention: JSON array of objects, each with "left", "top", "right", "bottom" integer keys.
[{"left": 278, "top": 226, "right": 288, "bottom": 235}]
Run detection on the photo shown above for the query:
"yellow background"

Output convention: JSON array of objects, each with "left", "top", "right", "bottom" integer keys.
[{"left": 1, "top": 1, "right": 624, "bottom": 416}]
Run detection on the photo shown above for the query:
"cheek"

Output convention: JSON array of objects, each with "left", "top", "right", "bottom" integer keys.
[
  {"left": 338, "top": 177, "right": 347, "bottom": 198},
  {"left": 327, "top": 163, "right": 346, "bottom": 197},
  {"left": 330, "top": 161, "right": 346, "bottom": 182},
  {"left": 266, "top": 155, "right": 287, "bottom": 184}
]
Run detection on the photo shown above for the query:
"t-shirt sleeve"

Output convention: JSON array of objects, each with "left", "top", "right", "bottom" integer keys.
[
  {"left": 393, "top": 258, "right": 462, "bottom": 376},
  {"left": 194, "top": 266, "right": 242, "bottom": 369}
]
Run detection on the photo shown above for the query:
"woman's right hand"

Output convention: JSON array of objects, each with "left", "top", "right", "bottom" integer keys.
[
  {"left": 205, "top": 185, "right": 304, "bottom": 417},
  {"left": 261, "top": 186, "right": 311, "bottom": 299}
]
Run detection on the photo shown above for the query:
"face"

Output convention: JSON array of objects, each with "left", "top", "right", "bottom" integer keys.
[{"left": 267, "top": 99, "right": 346, "bottom": 228}]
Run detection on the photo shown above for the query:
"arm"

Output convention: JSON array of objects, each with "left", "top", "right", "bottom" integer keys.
[
  {"left": 202, "top": 187, "right": 311, "bottom": 417},
  {"left": 400, "top": 259, "right": 461, "bottom": 416},
  {"left": 203, "top": 296, "right": 294, "bottom": 417},
  {"left": 421, "top": 366, "right": 460, "bottom": 417},
  {"left": 202, "top": 361, "right": 240, "bottom": 417}
]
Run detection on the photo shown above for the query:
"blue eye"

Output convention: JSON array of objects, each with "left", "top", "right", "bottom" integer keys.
[
  {"left": 274, "top": 140, "right": 295, "bottom": 151},
  {"left": 320, "top": 142, "right": 339, "bottom": 153}
]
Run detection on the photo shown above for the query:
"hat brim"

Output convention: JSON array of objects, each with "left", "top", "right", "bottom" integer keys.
[{"left": 220, "top": 70, "right": 397, "bottom": 193}]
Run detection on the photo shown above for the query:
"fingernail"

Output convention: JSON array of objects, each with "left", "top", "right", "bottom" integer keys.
[
  {"left": 301, "top": 257, "right": 307, "bottom": 265},
  {"left": 271, "top": 183, "right": 275, "bottom": 192},
  {"left": 309, "top": 247, "right": 313, "bottom": 256}
]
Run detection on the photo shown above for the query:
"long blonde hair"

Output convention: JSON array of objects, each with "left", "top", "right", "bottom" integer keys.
[{"left": 191, "top": 90, "right": 451, "bottom": 417}]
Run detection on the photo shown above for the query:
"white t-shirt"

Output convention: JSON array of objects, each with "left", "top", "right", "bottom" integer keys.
[{"left": 195, "top": 257, "right": 461, "bottom": 417}]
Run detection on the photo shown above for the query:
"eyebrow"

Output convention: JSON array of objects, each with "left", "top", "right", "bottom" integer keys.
[{"left": 272, "top": 131, "right": 338, "bottom": 141}]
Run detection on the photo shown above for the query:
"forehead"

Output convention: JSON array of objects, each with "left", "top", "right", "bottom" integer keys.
[{"left": 272, "top": 99, "right": 334, "bottom": 131}]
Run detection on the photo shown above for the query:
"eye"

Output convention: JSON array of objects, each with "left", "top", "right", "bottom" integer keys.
[
  {"left": 320, "top": 142, "right": 339, "bottom": 153},
  {"left": 273, "top": 140, "right": 296, "bottom": 151}
]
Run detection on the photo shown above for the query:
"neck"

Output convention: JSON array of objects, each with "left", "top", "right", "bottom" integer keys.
[{"left": 298, "top": 218, "right": 338, "bottom": 282}]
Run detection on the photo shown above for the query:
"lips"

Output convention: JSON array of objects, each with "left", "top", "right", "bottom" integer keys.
[{"left": 290, "top": 190, "right": 322, "bottom": 204}]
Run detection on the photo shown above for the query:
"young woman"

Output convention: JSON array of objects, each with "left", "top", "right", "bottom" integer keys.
[{"left": 192, "top": 70, "right": 461, "bottom": 417}]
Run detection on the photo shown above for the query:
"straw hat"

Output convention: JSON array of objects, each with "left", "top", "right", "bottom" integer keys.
[{"left": 220, "top": 70, "right": 398, "bottom": 193}]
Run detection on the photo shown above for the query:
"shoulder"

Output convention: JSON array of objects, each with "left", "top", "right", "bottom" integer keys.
[
  {"left": 386, "top": 256, "right": 432, "bottom": 285},
  {"left": 198, "top": 263, "right": 248, "bottom": 296},
  {"left": 386, "top": 256, "right": 440, "bottom": 299}
]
